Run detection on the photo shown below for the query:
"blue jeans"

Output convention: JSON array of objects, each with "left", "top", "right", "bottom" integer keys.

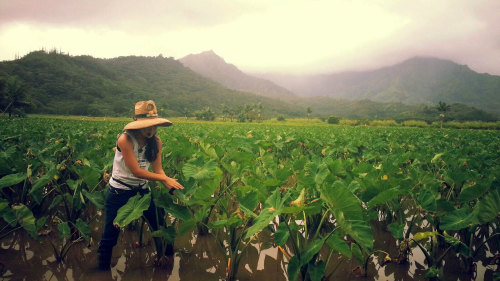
[{"left": 97, "top": 185, "right": 162, "bottom": 256}]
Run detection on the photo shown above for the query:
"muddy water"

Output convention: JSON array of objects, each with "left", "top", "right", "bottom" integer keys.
[{"left": 0, "top": 215, "right": 497, "bottom": 281}]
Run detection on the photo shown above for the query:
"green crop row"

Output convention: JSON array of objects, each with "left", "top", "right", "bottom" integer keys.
[{"left": 1, "top": 117, "right": 499, "bottom": 280}]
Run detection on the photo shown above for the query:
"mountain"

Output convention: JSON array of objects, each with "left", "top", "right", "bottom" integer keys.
[
  {"left": 259, "top": 57, "right": 500, "bottom": 116},
  {"left": 0, "top": 50, "right": 303, "bottom": 117},
  {"left": 1, "top": 51, "right": 496, "bottom": 121},
  {"left": 180, "top": 50, "right": 295, "bottom": 100}
]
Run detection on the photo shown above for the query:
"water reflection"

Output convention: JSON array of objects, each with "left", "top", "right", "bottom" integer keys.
[{"left": 0, "top": 215, "right": 497, "bottom": 281}]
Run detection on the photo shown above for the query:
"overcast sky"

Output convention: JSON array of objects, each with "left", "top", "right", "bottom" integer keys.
[{"left": 0, "top": 0, "right": 499, "bottom": 75}]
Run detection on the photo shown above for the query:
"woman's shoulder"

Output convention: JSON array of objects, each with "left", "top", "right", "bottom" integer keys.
[{"left": 117, "top": 132, "right": 134, "bottom": 148}]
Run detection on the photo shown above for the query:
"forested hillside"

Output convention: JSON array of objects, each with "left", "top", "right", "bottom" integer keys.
[
  {"left": 260, "top": 57, "right": 500, "bottom": 116},
  {"left": 0, "top": 51, "right": 497, "bottom": 121},
  {"left": 0, "top": 50, "right": 303, "bottom": 117},
  {"left": 297, "top": 97, "right": 497, "bottom": 121}
]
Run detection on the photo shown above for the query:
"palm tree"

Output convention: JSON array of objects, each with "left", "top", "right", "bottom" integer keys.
[
  {"left": 256, "top": 103, "right": 263, "bottom": 122},
  {"left": 307, "top": 107, "right": 312, "bottom": 119},
  {"left": 437, "top": 101, "right": 451, "bottom": 113},
  {"left": 221, "top": 104, "right": 230, "bottom": 121},
  {"left": 1, "top": 76, "right": 30, "bottom": 119},
  {"left": 437, "top": 101, "right": 451, "bottom": 128}
]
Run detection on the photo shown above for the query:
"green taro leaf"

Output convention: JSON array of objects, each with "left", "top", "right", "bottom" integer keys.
[
  {"left": 66, "top": 179, "right": 82, "bottom": 191},
  {"left": 114, "top": 193, "right": 151, "bottom": 228},
  {"left": 301, "top": 237, "right": 327, "bottom": 265},
  {"left": 387, "top": 222, "right": 405, "bottom": 240},
  {"left": 166, "top": 203, "right": 192, "bottom": 221},
  {"left": 477, "top": 185, "right": 500, "bottom": 224},
  {"left": 440, "top": 207, "right": 475, "bottom": 231},
  {"left": 275, "top": 222, "right": 290, "bottom": 246},
  {"left": 182, "top": 160, "right": 217, "bottom": 181},
  {"left": 35, "top": 216, "right": 47, "bottom": 232},
  {"left": 82, "top": 189, "right": 105, "bottom": 210},
  {"left": 436, "top": 199, "right": 456, "bottom": 214},
  {"left": 245, "top": 188, "right": 288, "bottom": 239},
  {"left": 321, "top": 181, "right": 373, "bottom": 250},
  {"left": 1, "top": 198, "right": 16, "bottom": 226},
  {"left": 326, "top": 232, "right": 351, "bottom": 258},
  {"left": 0, "top": 173, "right": 27, "bottom": 189},
  {"left": 443, "top": 232, "right": 471, "bottom": 257},
  {"left": 48, "top": 195, "right": 63, "bottom": 210},
  {"left": 29, "top": 169, "right": 57, "bottom": 204},
  {"left": 177, "top": 218, "right": 197, "bottom": 236},
  {"left": 58, "top": 222, "right": 71, "bottom": 239},
  {"left": 367, "top": 187, "right": 405, "bottom": 209},
  {"left": 287, "top": 255, "right": 300, "bottom": 281},
  {"left": 351, "top": 243, "right": 364, "bottom": 265},
  {"left": 235, "top": 185, "right": 258, "bottom": 216},
  {"left": 200, "top": 142, "right": 218, "bottom": 160},
  {"left": 431, "top": 153, "right": 444, "bottom": 164},
  {"left": 305, "top": 161, "right": 330, "bottom": 186},
  {"left": 245, "top": 207, "right": 276, "bottom": 240},
  {"left": 308, "top": 261, "right": 326, "bottom": 281},
  {"left": 208, "top": 219, "right": 229, "bottom": 229},
  {"left": 75, "top": 218, "right": 91, "bottom": 241},
  {"left": 153, "top": 189, "right": 191, "bottom": 221},
  {"left": 74, "top": 165, "right": 101, "bottom": 191},
  {"left": 151, "top": 225, "right": 176, "bottom": 243},
  {"left": 416, "top": 188, "right": 438, "bottom": 212},
  {"left": 12, "top": 204, "right": 38, "bottom": 239},
  {"left": 458, "top": 181, "right": 490, "bottom": 203},
  {"left": 193, "top": 167, "right": 222, "bottom": 200},
  {"left": 411, "top": 231, "right": 436, "bottom": 245}
]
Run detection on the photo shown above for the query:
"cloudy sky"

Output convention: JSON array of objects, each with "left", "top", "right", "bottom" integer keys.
[{"left": 0, "top": 0, "right": 499, "bottom": 75}]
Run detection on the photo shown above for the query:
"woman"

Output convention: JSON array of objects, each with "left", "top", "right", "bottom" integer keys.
[{"left": 97, "top": 100, "right": 183, "bottom": 270}]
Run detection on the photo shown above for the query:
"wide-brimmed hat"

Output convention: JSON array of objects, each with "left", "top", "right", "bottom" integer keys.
[{"left": 123, "top": 100, "right": 172, "bottom": 130}]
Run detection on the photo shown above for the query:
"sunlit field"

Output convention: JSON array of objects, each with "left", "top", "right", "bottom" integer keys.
[{"left": 1, "top": 116, "right": 499, "bottom": 281}]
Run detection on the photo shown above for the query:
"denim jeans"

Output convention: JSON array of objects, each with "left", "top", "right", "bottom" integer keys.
[{"left": 97, "top": 185, "right": 162, "bottom": 255}]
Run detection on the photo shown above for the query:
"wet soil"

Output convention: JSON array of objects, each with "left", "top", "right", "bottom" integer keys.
[{"left": 0, "top": 216, "right": 497, "bottom": 281}]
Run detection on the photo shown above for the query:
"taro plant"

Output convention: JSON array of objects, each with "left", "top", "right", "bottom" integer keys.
[
  {"left": 49, "top": 217, "right": 91, "bottom": 262},
  {"left": 209, "top": 187, "right": 289, "bottom": 281},
  {"left": 274, "top": 150, "right": 374, "bottom": 281},
  {"left": 113, "top": 188, "right": 191, "bottom": 267},
  {"left": 180, "top": 157, "right": 221, "bottom": 235},
  {"left": 438, "top": 178, "right": 500, "bottom": 275},
  {"left": 274, "top": 180, "right": 375, "bottom": 281},
  {"left": 149, "top": 186, "right": 191, "bottom": 266},
  {"left": 0, "top": 197, "right": 46, "bottom": 240}
]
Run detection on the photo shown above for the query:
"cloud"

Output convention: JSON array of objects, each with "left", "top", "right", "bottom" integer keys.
[
  {"left": 0, "top": 0, "right": 257, "bottom": 31},
  {"left": 0, "top": 0, "right": 499, "bottom": 75}
]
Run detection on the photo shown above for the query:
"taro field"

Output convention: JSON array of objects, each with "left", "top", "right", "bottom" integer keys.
[{"left": 0, "top": 117, "right": 499, "bottom": 281}]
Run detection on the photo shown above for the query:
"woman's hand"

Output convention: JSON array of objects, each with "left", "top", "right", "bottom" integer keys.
[{"left": 161, "top": 176, "right": 184, "bottom": 194}]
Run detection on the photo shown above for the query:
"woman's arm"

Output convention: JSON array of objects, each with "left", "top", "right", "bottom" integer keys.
[
  {"left": 151, "top": 137, "right": 184, "bottom": 191},
  {"left": 118, "top": 134, "right": 168, "bottom": 182}
]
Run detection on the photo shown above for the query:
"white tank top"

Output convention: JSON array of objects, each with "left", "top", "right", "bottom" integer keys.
[{"left": 108, "top": 130, "right": 150, "bottom": 190}]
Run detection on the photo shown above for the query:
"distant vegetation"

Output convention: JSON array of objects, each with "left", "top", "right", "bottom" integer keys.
[
  {"left": 0, "top": 50, "right": 497, "bottom": 122},
  {"left": 298, "top": 97, "right": 497, "bottom": 122},
  {"left": 0, "top": 50, "right": 302, "bottom": 118},
  {"left": 261, "top": 57, "right": 500, "bottom": 116}
]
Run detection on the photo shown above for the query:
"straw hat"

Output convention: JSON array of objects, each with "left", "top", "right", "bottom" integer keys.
[{"left": 123, "top": 100, "right": 172, "bottom": 130}]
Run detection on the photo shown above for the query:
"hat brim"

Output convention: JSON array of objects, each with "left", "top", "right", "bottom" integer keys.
[{"left": 123, "top": 118, "right": 172, "bottom": 130}]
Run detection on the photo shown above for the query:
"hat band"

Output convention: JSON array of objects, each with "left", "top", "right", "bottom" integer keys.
[{"left": 134, "top": 113, "right": 158, "bottom": 119}]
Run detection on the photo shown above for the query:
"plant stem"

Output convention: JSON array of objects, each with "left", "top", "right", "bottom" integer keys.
[{"left": 313, "top": 209, "right": 330, "bottom": 240}]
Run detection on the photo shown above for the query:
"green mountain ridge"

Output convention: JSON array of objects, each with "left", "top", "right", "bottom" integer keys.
[
  {"left": 259, "top": 57, "right": 500, "bottom": 116},
  {"left": 0, "top": 50, "right": 497, "bottom": 121},
  {"left": 0, "top": 50, "right": 303, "bottom": 117}
]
